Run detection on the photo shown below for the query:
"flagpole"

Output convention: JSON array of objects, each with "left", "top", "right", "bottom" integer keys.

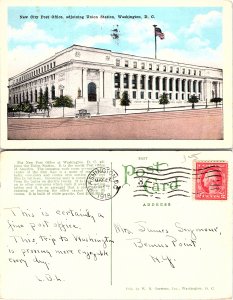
[{"left": 153, "top": 24, "right": 157, "bottom": 59}]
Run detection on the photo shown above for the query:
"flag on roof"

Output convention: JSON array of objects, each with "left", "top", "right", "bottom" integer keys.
[{"left": 155, "top": 27, "right": 165, "bottom": 40}]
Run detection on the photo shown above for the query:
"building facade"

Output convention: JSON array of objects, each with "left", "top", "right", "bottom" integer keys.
[{"left": 8, "top": 44, "right": 223, "bottom": 112}]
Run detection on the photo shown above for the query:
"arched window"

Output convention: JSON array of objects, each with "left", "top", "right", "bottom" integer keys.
[{"left": 88, "top": 82, "right": 97, "bottom": 101}]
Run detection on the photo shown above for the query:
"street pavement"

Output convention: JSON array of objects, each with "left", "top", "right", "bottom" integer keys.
[{"left": 8, "top": 108, "right": 223, "bottom": 140}]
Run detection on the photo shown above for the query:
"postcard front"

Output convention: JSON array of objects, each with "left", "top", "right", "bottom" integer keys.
[
  {"left": 0, "top": 150, "right": 232, "bottom": 299},
  {"left": 0, "top": 0, "right": 232, "bottom": 149}
]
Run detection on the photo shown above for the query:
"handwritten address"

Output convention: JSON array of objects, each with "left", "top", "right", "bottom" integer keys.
[{"left": 114, "top": 220, "right": 221, "bottom": 269}]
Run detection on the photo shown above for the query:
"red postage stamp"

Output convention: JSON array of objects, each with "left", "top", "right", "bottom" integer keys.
[{"left": 194, "top": 161, "right": 228, "bottom": 200}]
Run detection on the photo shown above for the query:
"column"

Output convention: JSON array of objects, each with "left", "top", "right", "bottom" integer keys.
[
  {"left": 151, "top": 75, "right": 155, "bottom": 100},
  {"left": 166, "top": 77, "right": 169, "bottom": 93},
  {"left": 172, "top": 78, "right": 176, "bottom": 102},
  {"left": 200, "top": 81, "right": 203, "bottom": 101},
  {"left": 127, "top": 73, "right": 132, "bottom": 100},
  {"left": 99, "top": 69, "right": 104, "bottom": 100},
  {"left": 219, "top": 81, "right": 223, "bottom": 98},
  {"left": 217, "top": 81, "right": 220, "bottom": 98},
  {"left": 137, "top": 74, "right": 141, "bottom": 100},
  {"left": 120, "top": 72, "right": 124, "bottom": 95},
  {"left": 30, "top": 90, "right": 33, "bottom": 103},
  {"left": 185, "top": 79, "right": 189, "bottom": 101},
  {"left": 112, "top": 72, "right": 115, "bottom": 100},
  {"left": 159, "top": 76, "right": 163, "bottom": 95},
  {"left": 47, "top": 84, "right": 50, "bottom": 100},
  {"left": 178, "top": 78, "right": 182, "bottom": 101},
  {"left": 82, "top": 68, "right": 87, "bottom": 101},
  {"left": 190, "top": 79, "right": 193, "bottom": 95},
  {"left": 203, "top": 79, "right": 207, "bottom": 101},
  {"left": 204, "top": 79, "right": 211, "bottom": 101},
  {"left": 144, "top": 74, "right": 148, "bottom": 100}
]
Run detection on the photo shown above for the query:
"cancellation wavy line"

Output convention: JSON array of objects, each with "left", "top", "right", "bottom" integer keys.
[
  {"left": 134, "top": 188, "right": 189, "bottom": 194},
  {"left": 193, "top": 165, "right": 224, "bottom": 171},
  {"left": 136, "top": 182, "right": 189, "bottom": 188},
  {"left": 192, "top": 168, "right": 223, "bottom": 177},
  {"left": 167, "top": 194, "right": 189, "bottom": 198},
  {"left": 133, "top": 194, "right": 161, "bottom": 199},
  {"left": 134, "top": 189, "right": 149, "bottom": 193},
  {"left": 136, "top": 166, "right": 192, "bottom": 172},
  {"left": 135, "top": 176, "right": 190, "bottom": 181},
  {"left": 167, "top": 189, "right": 189, "bottom": 194},
  {"left": 136, "top": 170, "right": 191, "bottom": 177}
]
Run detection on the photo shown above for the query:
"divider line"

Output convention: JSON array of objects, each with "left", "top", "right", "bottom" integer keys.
[{"left": 110, "top": 161, "right": 113, "bottom": 286}]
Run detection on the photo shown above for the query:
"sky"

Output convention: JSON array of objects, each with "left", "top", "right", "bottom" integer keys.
[{"left": 8, "top": 6, "right": 222, "bottom": 77}]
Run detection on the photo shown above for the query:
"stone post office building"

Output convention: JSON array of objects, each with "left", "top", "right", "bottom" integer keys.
[{"left": 8, "top": 44, "right": 223, "bottom": 113}]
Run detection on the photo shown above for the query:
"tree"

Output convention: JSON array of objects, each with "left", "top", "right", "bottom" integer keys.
[
  {"left": 53, "top": 95, "right": 74, "bottom": 108},
  {"left": 44, "top": 87, "right": 49, "bottom": 108},
  {"left": 37, "top": 94, "right": 48, "bottom": 110},
  {"left": 188, "top": 94, "right": 199, "bottom": 109},
  {"left": 210, "top": 97, "right": 222, "bottom": 108},
  {"left": 120, "top": 91, "right": 130, "bottom": 106},
  {"left": 21, "top": 102, "right": 33, "bottom": 113},
  {"left": 37, "top": 89, "right": 47, "bottom": 110},
  {"left": 159, "top": 93, "right": 169, "bottom": 111},
  {"left": 7, "top": 103, "right": 20, "bottom": 113}
]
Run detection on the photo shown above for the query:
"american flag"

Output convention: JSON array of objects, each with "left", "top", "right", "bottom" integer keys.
[{"left": 155, "top": 27, "right": 165, "bottom": 40}]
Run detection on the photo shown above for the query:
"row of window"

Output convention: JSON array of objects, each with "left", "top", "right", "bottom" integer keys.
[
  {"left": 12, "top": 62, "right": 56, "bottom": 85},
  {"left": 38, "top": 74, "right": 56, "bottom": 84},
  {"left": 114, "top": 73, "right": 202, "bottom": 92},
  {"left": 115, "top": 90, "right": 202, "bottom": 101},
  {"left": 115, "top": 59, "right": 202, "bottom": 76},
  {"left": 11, "top": 74, "right": 56, "bottom": 92}
]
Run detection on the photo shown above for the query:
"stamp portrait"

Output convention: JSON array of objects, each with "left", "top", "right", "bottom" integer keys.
[{"left": 194, "top": 161, "right": 228, "bottom": 200}]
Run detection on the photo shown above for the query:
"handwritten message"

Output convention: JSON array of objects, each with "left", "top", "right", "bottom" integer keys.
[{"left": 4, "top": 206, "right": 112, "bottom": 282}]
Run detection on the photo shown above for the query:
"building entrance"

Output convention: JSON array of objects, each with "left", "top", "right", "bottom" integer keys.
[{"left": 88, "top": 82, "right": 97, "bottom": 101}]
